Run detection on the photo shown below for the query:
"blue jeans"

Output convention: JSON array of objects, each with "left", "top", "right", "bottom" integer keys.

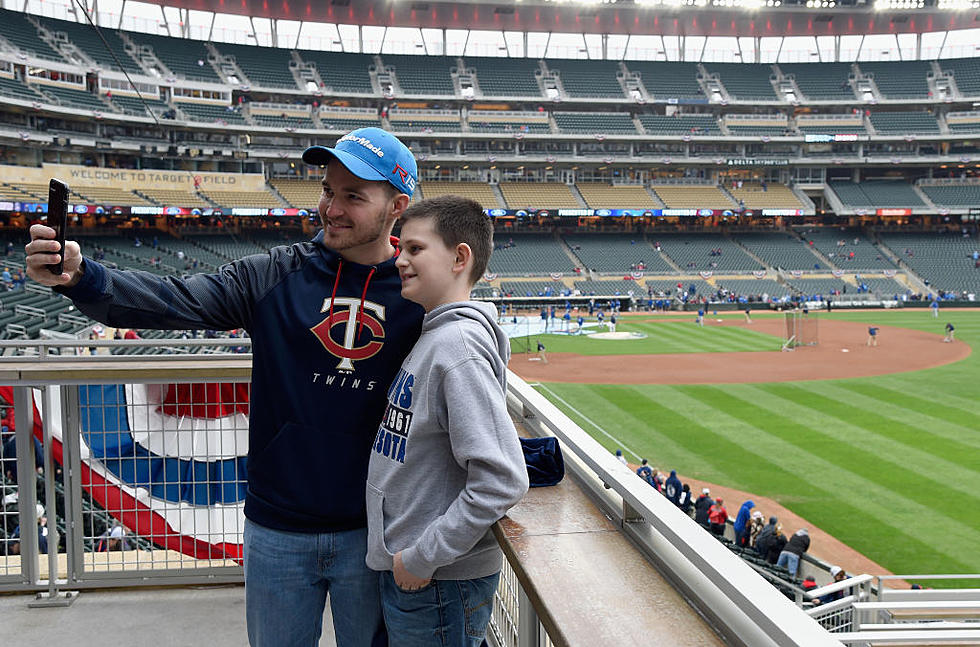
[
  {"left": 243, "top": 519, "right": 385, "bottom": 647},
  {"left": 379, "top": 571, "right": 499, "bottom": 647},
  {"left": 776, "top": 550, "right": 800, "bottom": 578}
]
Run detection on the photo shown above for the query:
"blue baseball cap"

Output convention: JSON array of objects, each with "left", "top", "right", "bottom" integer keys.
[{"left": 302, "top": 127, "right": 418, "bottom": 197}]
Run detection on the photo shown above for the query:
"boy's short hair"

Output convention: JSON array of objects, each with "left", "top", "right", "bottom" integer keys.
[{"left": 400, "top": 195, "right": 492, "bottom": 285}]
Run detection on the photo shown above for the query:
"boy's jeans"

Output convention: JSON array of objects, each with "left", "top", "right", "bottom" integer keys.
[
  {"left": 379, "top": 571, "right": 499, "bottom": 647},
  {"left": 243, "top": 519, "right": 385, "bottom": 647}
]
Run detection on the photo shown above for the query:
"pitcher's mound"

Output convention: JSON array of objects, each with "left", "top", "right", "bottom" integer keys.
[{"left": 589, "top": 331, "right": 648, "bottom": 340}]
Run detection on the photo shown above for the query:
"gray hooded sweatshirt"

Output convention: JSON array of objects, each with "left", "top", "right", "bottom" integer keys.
[{"left": 366, "top": 300, "right": 529, "bottom": 580}]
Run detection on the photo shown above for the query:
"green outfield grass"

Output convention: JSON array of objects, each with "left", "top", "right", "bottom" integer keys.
[
  {"left": 532, "top": 309, "right": 980, "bottom": 578},
  {"left": 510, "top": 317, "right": 784, "bottom": 355}
]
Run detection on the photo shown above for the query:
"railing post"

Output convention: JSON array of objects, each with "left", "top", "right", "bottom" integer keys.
[
  {"left": 14, "top": 386, "right": 39, "bottom": 586},
  {"left": 517, "top": 587, "right": 540, "bottom": 647}
]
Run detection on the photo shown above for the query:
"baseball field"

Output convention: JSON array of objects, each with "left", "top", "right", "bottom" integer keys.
[{"left": 508, "top": 308, "right": 980, "bottom": 580}]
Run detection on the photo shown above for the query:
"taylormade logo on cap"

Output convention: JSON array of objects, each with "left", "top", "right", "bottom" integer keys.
[{"left": 337, "top": 133, "right": 386, "bottom": 158}]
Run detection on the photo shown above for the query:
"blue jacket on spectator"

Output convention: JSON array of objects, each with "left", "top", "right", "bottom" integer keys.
[{"left": 733, "top": 500, "right": 755, "bottom": 535}]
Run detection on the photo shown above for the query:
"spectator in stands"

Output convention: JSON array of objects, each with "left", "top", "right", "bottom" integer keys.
[
  {"left": 123, "top": 329, "right": 141, "bottom": 340},
  {"left": 8, "top": 504, "right": 48, "bottom": 556},
  {"left": 663, "top": 469, "right": 682, "bottom": 507},
  {"left": 754, "top": 516, "right": 778, "bottom": 557},
  {"left": 678, "top": 483, "right": 693, "bottom": 514},
  {"left": 636, "top": 459, "right": 653, "bottom": 483},
  {"left": 694, "top": 488, "right": 714, "bottom": 528},
  {"left": 732, "top": 500, "right": 755, "bottom": 547},
  {"left": 777, "top": 528, "right": 810, "bottom": 577},
  {"left": 818, "top": 566, "right": 849, "bottom": 604},
  {"left": 765, "top": 524, "right": 787, "bottom": 565},
  {"left": 95, "top": 525, "right": 131, "bottom": 552},
  {"left": 1, "top": 267, "right": 11, "bottom": 288},
  {"left": 615, "top": 449, "right": 627, "bottom": 466},
  {"left": 708, "top": 498, "right": 728, "bottom": 537},
  {"left": 748, "top": 510, "right": 765, "bottom": 549},
  {"left": 25, "top": 127, "right": 423, "bottom": 647}
]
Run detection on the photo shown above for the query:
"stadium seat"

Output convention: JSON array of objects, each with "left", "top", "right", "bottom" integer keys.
[
  {"left": 625, "top": 61, "right": 704, "bottom": 101},
  {"left": 465, "top": 57, "right": 542, "bottom": 97}
]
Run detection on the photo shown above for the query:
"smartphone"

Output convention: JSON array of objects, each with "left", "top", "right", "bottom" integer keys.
[{"left": 46, "top": 178, "right": 69, "bottom": 275}]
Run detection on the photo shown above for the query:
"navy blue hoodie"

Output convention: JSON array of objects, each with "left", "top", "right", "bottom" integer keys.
[{"left": 58, "top": 232, "right": 424, "bottom": 532}]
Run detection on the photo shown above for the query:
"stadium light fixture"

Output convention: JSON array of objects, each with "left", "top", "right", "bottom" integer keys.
[
  {"left": 873, "top": 0, "right": 925, "bottom": 9},
  {"left": 937, "top": 0, "right": 980, "bottom": 8}
]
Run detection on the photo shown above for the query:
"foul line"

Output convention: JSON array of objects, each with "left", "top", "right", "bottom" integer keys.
[{"left": 533, "top": 383, "right": 643, "bottom": 463}]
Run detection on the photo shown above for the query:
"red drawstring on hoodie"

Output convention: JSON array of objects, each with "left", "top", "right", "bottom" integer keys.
[{"left": 326, "top": 259, "right": 377, "bottom": 341}]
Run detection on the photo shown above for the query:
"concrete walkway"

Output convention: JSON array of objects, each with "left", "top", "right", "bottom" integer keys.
[{"left": 0, "top": 586, "right": 338, "bottom": 647}]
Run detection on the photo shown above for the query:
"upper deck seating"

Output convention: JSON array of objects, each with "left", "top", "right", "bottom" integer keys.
[
  {"left": 651, "top": 185, "right": 734, "bottom": 210},
  {"left": 702, "top": 63, "right": 778, "bottom": 101},
  {"left": 127, "top": 32, "right": 221, "bottom": 83},
  {"left": 487, "top": 234, "right": 577, "bottom": 275},
  {"left": 38, "top": 85, "right": 110, "bottom": 111},
  {"left": 213, "top": 42, "right": 298, "bottom": 89},
  {"left": 0, "top": 9, "right": 64, "bottom": 61},
  {"left": 72, "top": 187, "right": 152, "bottom": 205},
  {"left": 467, "top": 111, "right": 551, "bottom": 134},
  {"left": 655, "top": 233, "right": 761, "bottom": 272},
  {"left": 382, "top": 54, "right": 456, "bottom": 96},
  {"left": 269, "top": 178, "right": 320, "bottom": 209},
  {"left": 547, "top": 59, "right": 625, "bottom": 99},
  {"left": 109, "top": 94, "right": 170, "bottom": 117},
  {"left": 139, "top": 188, "right": 209, "bottom": 206},
  {"left": 499, "top": 183, "right": 580, "bottom": 209},
  {"left": 563, "top": 234, "right": 673, "bottom": 273},
  {"left": 639, "top": 114, "right": 720, "bottom": 136},
  {"left": 939, "top": 58, "right": 980, "bottom": 97},
  {"left": 251, "top": 113, "right": 315, "bottom": 129},
  {"left": 554, "top": 112, "right": 636, "bottom": 135},
  {"left": 177, "top": 103, "right": 246, "bottom": 124},
  {"left": 869, "top": 111, "right": 940, "bottom": 135},
  {"left": 796, "top": 227, "right": 898, "bottom": 270},
  {"left": 465, "top": 57, "right": 542, "bottom": 97},
  {"left": 918, "top": 184, "right": 980, "bottom": 206},
  {"left": 778, "top": 63, "right": 854, "bottom": 101},
  {"left": 388, "top": 111, "right": 463, "bottom": 133},
  {"left": 199, "top": 189, "right": 282, "bottom": 209},
  {"left": 878, "top": 231, "right": 980, "bottom": 295},
  {"left": 0, "top": 76, "right": 48, "bottom": 102},
  {"left": 626, "top": 61, "right": 704, "bottom": 101},
  {"left": 36, "top": 15, "right": 141, "bottom": 75},
  {"left": 418, "top": 182, "right": 500, "bottom": 209},
  {"left": 858, "top": 61, "right": 932, "bottom": 99},
  {"left": 297, "top": 51, "right": 374, "bottom": 94},
  {"left": 576, "top": 184, "right": 658, "bottom": 209},
  {"left": 733, "top": 232, "right": 819, "bottom": 270},
  {"left": 829, "top": 181, "right": 926, "bottom": 209},
  {"left": 729, "top": 182, "right": 805, "bottom": 210},
  {"left": 725, "top": 117, "right": 789, "bottom": 137}
]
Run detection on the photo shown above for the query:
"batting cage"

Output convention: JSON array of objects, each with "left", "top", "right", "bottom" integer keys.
[{"left": 782, "top": 309, "right": 819, "bottom": 350}]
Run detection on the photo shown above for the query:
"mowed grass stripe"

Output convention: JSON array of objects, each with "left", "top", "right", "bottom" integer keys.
[
  {"left": 750, "top": 384, "right": 980, "bottom": 519},
  {"left": 842, "top": 382, "right": 980, "bottom": 430},
  {"left": 736, "top": 383, "right": 980, "bottom": 500},
  {"left": 807, "top": 382, "right": 980, "bottom": 450},
  {"left": 534, "top": 383, "right": 731, "bottom": 482},
  {"left": 663, "top": 385, "right": 980, "bottom": 571}
]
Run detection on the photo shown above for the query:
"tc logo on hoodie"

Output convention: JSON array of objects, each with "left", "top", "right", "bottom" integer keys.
[
  {"left": 373, "top": 368, "right": 414, "bottom": 464},
  {"left": 310, "top": 297, "right": 386, "bottom": 371}
]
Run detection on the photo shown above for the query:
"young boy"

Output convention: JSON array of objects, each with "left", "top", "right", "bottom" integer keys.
[{"left": 366, "top": 195, "right": 530, "bottom": 646}]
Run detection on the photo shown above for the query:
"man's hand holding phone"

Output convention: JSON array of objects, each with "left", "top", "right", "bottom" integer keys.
[
  {"left": 25, "top": 179, "right": 83, "bottom": 288},
  {"left": 25, "top": 224, "right": 83, "bottom": 287}
]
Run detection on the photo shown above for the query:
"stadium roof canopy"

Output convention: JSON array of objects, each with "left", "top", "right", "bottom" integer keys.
[{"left": 127, "top": 0, "right": 980, "bottom": 37}]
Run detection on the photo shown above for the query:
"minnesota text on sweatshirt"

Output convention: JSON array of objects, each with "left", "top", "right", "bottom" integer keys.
[{"left": 366, "top": 301, "right": 529, "bottom": 581}]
